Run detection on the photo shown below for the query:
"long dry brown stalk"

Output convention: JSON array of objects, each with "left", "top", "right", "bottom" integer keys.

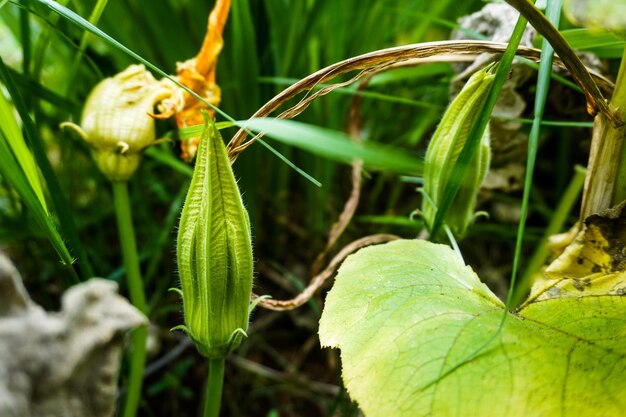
[
  {"left": 227, "top": 40, "right": 614, "bottom": 159},
  {"left": 309, "top": 80, "right": 369, "bottom": 276},
  {"left": 255, "top": 234, "right": 400, "bottom": 311},
  {"left": 247, "top": 39, "right": 614, "bottom": 312}
]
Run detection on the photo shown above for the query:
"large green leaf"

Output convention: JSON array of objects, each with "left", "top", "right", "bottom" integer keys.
[{"left": 319, "top": 240, "right": 626, "bottom": 417}]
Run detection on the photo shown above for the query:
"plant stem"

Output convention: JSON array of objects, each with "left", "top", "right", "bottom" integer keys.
[
  {"left": 505, "top": 0, "right": 613, "bottom": 122},
  {"left": 610, "top": 46, "right": 626, "bottom": 204},
  {"left": 112, "top": 180, "right": 148, "bottom": 417},
  {"left": 505, "top": 0, "right": 562, "bottom": 311},
  {"left": 204, "top": 358, "right": 226, "bottom": 417},
  {"left": 581, "top": 46, "right": 626, "bottom": 217}
]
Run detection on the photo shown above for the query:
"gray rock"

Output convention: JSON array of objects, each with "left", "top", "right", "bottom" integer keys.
[{"left": 0, "top": 254, "right": 147, "bottom": 417}]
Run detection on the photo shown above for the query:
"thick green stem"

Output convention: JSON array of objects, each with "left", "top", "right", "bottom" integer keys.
[
  {"left": 112, "top": 180, "right": 148, "bottom": 417},
  {"left": 506, "top": 0, "right": 562, "bottom": 311},
  {"left": 204, "top": 358, "right": 226, "bottom": 417}
]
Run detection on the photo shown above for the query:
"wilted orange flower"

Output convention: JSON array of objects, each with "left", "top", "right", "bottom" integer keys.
[{"left": 157, "top": 0, "right": 231, "bottom": 161}]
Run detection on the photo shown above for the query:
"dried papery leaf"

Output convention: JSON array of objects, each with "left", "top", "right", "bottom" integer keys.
[
  {"left": 228, "top": 40, "right": 613, "bottom": 159},
  {"left": 526, "top": 201, "right": 626, "bottom": 305}
]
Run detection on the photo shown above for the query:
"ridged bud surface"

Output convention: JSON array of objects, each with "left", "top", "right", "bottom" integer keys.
[
  {"left": 176, "top": 119, "right": 253, "bottom": 359},
  {"left": 422, "top": 66, "right": 493, "bottom": 237}
]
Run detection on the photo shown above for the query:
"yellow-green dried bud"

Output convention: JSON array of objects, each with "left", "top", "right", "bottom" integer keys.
[
  {"left": 422, "top": 66, "right": 493, "bottom": 237},
  {"left": 175, "top": 118, "right": 253, "bottom": 359},
  {"left": 63, "top": 64, "right": 172, "bottom": 181}
]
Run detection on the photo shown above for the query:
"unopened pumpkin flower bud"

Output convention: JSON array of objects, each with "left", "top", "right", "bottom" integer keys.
[
  {"left": 175, "top": 117, "right": 253, "bottom": 359},
  {"left": 422, "top": 65, "right": 493, "bottom": 237},
  {"left": 62, "top": 64, "right": 172, "bottom": 181}
]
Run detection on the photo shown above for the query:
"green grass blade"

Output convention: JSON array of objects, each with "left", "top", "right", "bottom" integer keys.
[
  {"left": 539, "top": 28, "right": 625, "bottom": 58},
  {"left": 239, "top": 118, "right": 423, "bottom": 175},
  {"left": 67, "top": 0, "right": 109, "bottom": 92},
  {"left": 224, "top": 0, "right": 260, "bottom": 116},
  {"left": 5, "top": 66, "right": 79, "bottom": 111},
  {"left": 0, "top": 83, "right": 48, "bottom": 212},
  {"left": 0, "top": 129, "right": 75, "bottom": 267},
  {"left": 254, "top": 136, "right": 322, "bottom": 187},
  {"left": 178, "top": 121, "right": 235, "bottom": 139},
  {"left": 495, "top": 116, "right": 593, "bottom": 127},
  {"left": 31, "top": 0, "right": 72, "bottom": 85},
  {"left": 0, "top": 54, "right": 90, "bottom": 275},
  {"left": 506, "top": 0, "right": 563, "bottom": 309},
  {"left": 513, "top": 165, "right": 586, "bottom": 306},
  {"left": 19, "top": 3, "right": 30, "bottom": 74},
  {"left": 145, "top": 147, "right": 194, "bottom": 178},
  {"left": 410, "top": 0, "right": 454, "bottom": 41}
]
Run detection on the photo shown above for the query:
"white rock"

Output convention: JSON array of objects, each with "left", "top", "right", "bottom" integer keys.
[{"left": 0, "top": 254, "right": 147, "bottom": 417}]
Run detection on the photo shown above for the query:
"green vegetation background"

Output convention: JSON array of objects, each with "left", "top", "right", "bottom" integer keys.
[{"left": 0, "top": 0, "right": 610, "bottom": 415}]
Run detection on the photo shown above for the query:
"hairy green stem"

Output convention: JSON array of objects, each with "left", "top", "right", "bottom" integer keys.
[
  {"left": 204, "top": 358, "right": 226, "bottom": 417},
  {"left": 112, "top": 181, "right": 148, "bottom": 417},
  {"left": 505, "top": 0, "right": 562, "bottom": 311}
]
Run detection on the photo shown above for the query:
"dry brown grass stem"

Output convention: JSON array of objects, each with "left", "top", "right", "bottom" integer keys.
[
  {"left": 227, "top": 39, "right": 614, "bottom": 158},
  {"left": 309, "top": 81, "right": 368, "bottom": 276},
  {"left": 255, "top": 234, "right": 401, "bottom": 311},
  {"left": 247, "top": 39, "right": 614, "bottom": 312}
]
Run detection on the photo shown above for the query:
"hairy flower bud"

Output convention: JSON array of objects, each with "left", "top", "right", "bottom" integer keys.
[
  {"left": 62, "top": 64, "right": 171, "bottom": 181},
  {"left": 422, "top": 66, "right": 493, "bottom": 237},
  {"left": 175, "top": 118, "right": 253, "bottom": 359}
]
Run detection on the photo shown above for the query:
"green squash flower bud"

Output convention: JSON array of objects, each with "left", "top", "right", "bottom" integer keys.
[
  {"left": 62, "top": 64, "right": 172, "bottom": 181},
  {"left": 422, "top": 66, "right": 493, "bottom": 237},
  {"left": 175, "top": 117, "right": 253, "bottom": 359}
]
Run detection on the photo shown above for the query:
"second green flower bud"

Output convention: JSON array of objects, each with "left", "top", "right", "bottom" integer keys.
[{"left": 422, "top": 65, "right": 494, "bottom": 237}]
